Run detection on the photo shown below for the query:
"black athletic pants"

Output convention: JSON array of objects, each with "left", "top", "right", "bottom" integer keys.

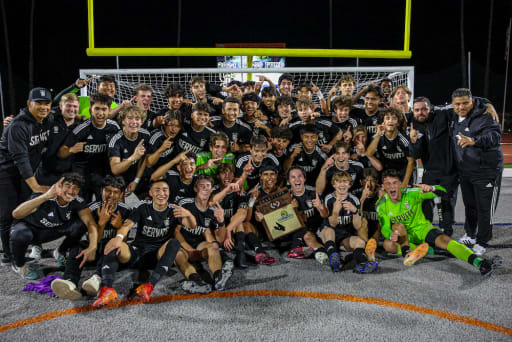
[
  {"left": 0, "top": 171, "right": 32, "bottom": 259},
  {"left": 10, "top": 220, "right": 85, "bottom": 267},
  {"left": 421, "top": 171, "right": 458, "bottom": 234},
  {"left": 459, "top": 172, "right": 501, "bottom": 247}
]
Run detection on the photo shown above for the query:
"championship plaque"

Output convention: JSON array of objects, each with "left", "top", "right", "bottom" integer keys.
[{"left": 255, "top": 188, "right": 305, "bottom": 241}]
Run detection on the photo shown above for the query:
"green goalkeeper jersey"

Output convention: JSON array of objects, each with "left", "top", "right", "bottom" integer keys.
[
  {"left": 196, "top": 151, "right": 235, "bottom": 176},
  {"left": 376, "top": 185, "right": 446, "bottom": 240}
]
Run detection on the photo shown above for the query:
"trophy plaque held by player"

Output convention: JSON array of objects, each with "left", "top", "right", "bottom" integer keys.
[{"left": 255, "top": 188, "right": 305, "bottom": 241}]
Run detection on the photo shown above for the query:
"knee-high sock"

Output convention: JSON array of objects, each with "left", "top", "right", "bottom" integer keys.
[
  {"left": 245, "top": 233, "right": 263, "bottom": 254},
  {"left": 447, "top": 240, "right": 482, "bottom": 267},
  {"left": 234, "top": 232, "right": 246, "bottom": 252},
  {"left": 101, "top": 250, "right": 120, "bottom": 288},
  {"left": 149, "top": 240, "right": 181, "bottom": 286}
]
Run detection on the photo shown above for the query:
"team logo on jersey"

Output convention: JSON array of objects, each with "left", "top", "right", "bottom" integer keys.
[
  {"left": 312, "top": 159, "right": 318, "bottom": 167},
  {"left": 200, "top": 138, "right": 207, "bottom": 147},
  {"left": 53, "top": 126, "right": 59, "bottom": 134},
  {"left": 404, "top": 202, "right": 410, "bottom": 209},
  {"left": 397, "top": 146, "right": 402, "bottom": 152},
  {"left": 232, "top": 133, "right": 238, "bottom": 142},
  {"left": 306, "top": 200, "right": 313, "bottom": 208},
  {"left": 164, "top": 219, "right": 170, "bottom": 227},
  {"left": 48, "top": 212, "right": 54, "bottom": 217},
  {"left": 123, "top": 149, "right": 129, "bottom": 154},
  {"left": 204, "top": 217, "right": 211, "bottom": 227},
  {"left": 464, "top": 127, "right": 470, "bottom": 132},
  {"left": 65, "top": 211, "right": 71, "bottom": 220}
]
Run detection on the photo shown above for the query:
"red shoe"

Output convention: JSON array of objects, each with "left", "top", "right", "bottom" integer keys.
[
  {"left": 136, "top": 283, "right": 154, "bottom": 303},
  {"left": 288, "top": 247, "right": 305, "bottom": 259},
  {"left": 255, "top": 253, "right": 275, "bottom": 265},
  {"left": 403, "top": 243, "right": 429, "bottom": 266},
  {"left": 92, "top": 286, "right": 118, "bottom": 308}
]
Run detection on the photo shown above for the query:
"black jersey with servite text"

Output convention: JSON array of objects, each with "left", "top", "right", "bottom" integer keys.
[
  {"left": 210, "top": 117, "right": 253, "bottom": 147},
  {"left": 323, "top": 160, "right": 364, "bottom": 196},
  {"left": 63, "top": 119, "right": 120, "bottom": 176},
  {"left": 177, "top": 198, "right": 220, "bottom": 248},
  {"left": 235, "top": 152, "right": 280, "bottom": 189},
  {"left": 163, "top": 170, "right": 196, "bottom": 204},
  {"left": 375, "top": 132, "right": 411, "bottom": 173},
  {"left": 360, "top": 194, "right": 379, "bottom": 237},
  {"left": 176, "top": 124, "right": 216, "bottom": 154},
  {"left": 129, "top": 200, "right": 181, "bottom": 249},
  {"left": 21, "top": 194, "right": 88, "bottom": 229},
  {"left": 89, "top": 201, "right": 131, "bottom": 241},
  {"left": 290, "top": 185, "right": 323, "bottom": 230},
  {"left": 323, "top": 192, "right": 360, "bottom": 232},
  {"left": 288, "top": 144, "right": 327, "bottom": 185},
  {"left": 147, "top": 128, "right": 180, "bottom": 170},
  {"left": 108, "top": 128, "right": 151, "bottom": 184},
  {"left": 350, "top": 108, "right": 380, "bottom": 136}
]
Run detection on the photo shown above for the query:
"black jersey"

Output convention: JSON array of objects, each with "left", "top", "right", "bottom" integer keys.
[
  {"left": 375, "top": 132, "right": 411, "bottom": 173},
  {"left": 241, "top": 116, "right": 270, "bottom": 138},
  {"left": 259, "top": 103, "right": 278, "bottom": 123},
  {"left": 163, "top": 170, "right": 196, "bottom": 204},
  {"left": 63, "top": 119, "right": 120, "bottom": 176},
  {"left": 332, "top": 117, "right": 358, "bottom": 132},
  {"left": 288, "top": 144, "right": 328, "bottom": 186},
  {"left": 176, "top": 124, "right": 216, "bottom": 154},
  {"left": 89, "top": 200, "right": 131, "bottom": 241},
  {"left": 359, "top": 194, "right": 379, "bottom": 236},
  {"left": 211, "top": 186, "right": 248, "bottom": 221},
  {"left": 289, "top": 119, "right": 341, "bottom": 145},
  {"left": 350, "top": 108, "right": 380, "bottom": 136},
  {"left": 0, "top": 108, "right": 52, "bottom": 179},
  {"left": 235, "top": 152, "right": 281, "bottom": 190},
  {"left": 108, "top": 128, "right": 151, "bottom": 184},
  {"left": 323, "top": 192, "right": 360, "bottom": 232},
  {"left": 141, "top": 110, "right": 158, "bottom": 131},
  {"left": 38, "top": 114, "right": 78, "bottom": 176},
  {"left": 129, "top": 200, "right": 181, "bottom": 248},
  {"left": 323, "top": 160, "right": 364, "bottom": 196},
  {"left": 147, "top": 128, "right": 180, "bottom": 169},
  {"left": 210, "top": 117, "right": 253, "bottom": 147},
  {"left": 22, "top": 194, "right": 88, "bottom": 230},
  {"left": 290, "top": 185, "right": 323, "bottom": 229},
  {"left": 178, "top": 197, "right": 220, "bottom": 247}
]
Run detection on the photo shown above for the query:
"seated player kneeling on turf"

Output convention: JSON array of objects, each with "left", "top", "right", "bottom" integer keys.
[
  {"left": 93, "top": 179, "right": 196, "bottom": 307},
  {"left": 11, "top": 173, "right": 99, "bottom": 280},
  {"left": 287, "top": 165, "right": 329, "bottom": 263},
  {"left": 174, "top": 175, "right": 235, "bottom": 293},
  {"left": 377, "top": 169, "right": 503, "bottom": 276},
  {"left": 51, "top": 175, "right": 131, "bottom": 300},
  {"left": 320, "top": 171, "right": 378, "bottom": 273}
]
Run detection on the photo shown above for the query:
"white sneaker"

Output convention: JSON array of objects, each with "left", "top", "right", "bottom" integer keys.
[
  {"left": 29, "top": 245, "right": 43, "bottom": 260},
  {"left": 82, "top": 274, "right": 101, "bottom": 296},
  {"left": 53, "top": 249, "right": 66, "bottom": 267},
  {"left": 314, "top": 251, "right": 329, "bottom": 265},
  {"left": 472, "top": 244, "right": 486, "bottom": 256},
  {"left": 458, "top": 234, "right": 476, "bottom": 247},
  {"left": 51, "top": 279, "right": 82, "bottom": 300}
]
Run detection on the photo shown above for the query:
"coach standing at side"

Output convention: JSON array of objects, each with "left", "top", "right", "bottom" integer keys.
[
  {"left": 451, "top": 88, "right": 503, "bottom": 256},
  {"left": 0, "top": 88, "right": 53, "bottom": 265}
]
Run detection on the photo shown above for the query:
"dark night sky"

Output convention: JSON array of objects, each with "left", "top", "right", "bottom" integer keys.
[{"left": 1, "top": 0, "right": 511, "bottom": 125}]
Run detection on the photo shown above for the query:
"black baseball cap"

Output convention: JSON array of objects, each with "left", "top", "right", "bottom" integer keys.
[
  {"left": 28, "top": 87, "right": 52, "bottom": 102},
  {"left": 259, "top": 164, "right": 278, "bottom": 174}
]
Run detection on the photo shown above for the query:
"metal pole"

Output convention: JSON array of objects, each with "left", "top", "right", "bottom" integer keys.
[
  {"left": 0, "top": 72, "right": 5, "bottom": 120},
  {"left": 468, "top": 51, "right": 471, "bottom": 90},
  {"left": 177, "top": 0, "right": 182, "bottom": 67},
  {"left": 502, "top": 18, "right": 511, "bottom": 131},
  {"left": 115, "top": 56, "right": 121, "bottom": 103},
  {"left": 329, "top": 0, "right": 333, "bottom": 66},
  {"left": 356, "top": 57, "right": 359, "bottom": 90}
]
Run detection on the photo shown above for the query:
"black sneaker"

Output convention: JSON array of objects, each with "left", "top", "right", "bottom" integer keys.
[
  {"left": 480, "top": 256, "right": 504, "bottom": 277},
  {"left": 1, "top": 254, "right": 12, "bottom": 266},
  {"left": 234, "top": 251, "right": 248, "bottom": 268}
]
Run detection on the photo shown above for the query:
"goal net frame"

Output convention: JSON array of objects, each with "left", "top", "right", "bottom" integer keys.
[{"left": 78, "top": 66, "right": 414, "bottom": 111}]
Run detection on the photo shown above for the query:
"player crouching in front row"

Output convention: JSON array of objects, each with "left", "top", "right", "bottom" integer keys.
[
  {"left": 377, "top": 169, "right": 503, "bottom": 276},
  {"left": 320, "top": 171, "right": 378, "bottom": 273}
]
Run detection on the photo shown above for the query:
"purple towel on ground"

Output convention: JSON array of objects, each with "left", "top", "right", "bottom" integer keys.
[{"left": 23, "top": 275, "right": 63, "bottom": 297}]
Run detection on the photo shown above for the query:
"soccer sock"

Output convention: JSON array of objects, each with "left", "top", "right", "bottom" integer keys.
[
  {"left": 246, "top": 233, "right": 263, "bottom": 254},
  {"left": 325, "top": 241, "right": 337, "bottom": 257},
  {"left": 63, "top": 247, "right": 82, "bottom": 286},
  {"left": 234, "top": 232, "right": 246, "bottom": 252},
  {"left": 149, "top": 240, "right": 181, "bottom": 286},
  {"left": 353, "top": 248, "right": 367, "bottom": 264},
  {"left": 290, "top": 230, "right": 303, "bottom": 249},
  {"left": 446, "top": 240, "right": 482, "bottom": 267},
  {"left": 101, "top": 250, "right": 119, "bottom": 288}
]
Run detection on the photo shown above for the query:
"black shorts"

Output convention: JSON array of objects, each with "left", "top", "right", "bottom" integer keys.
[
  {"left": 127, "top": 243, "right": 161, "bottom": 269},
  {"left": 425, "top": 228, "right": 444, "bottom": 247}
]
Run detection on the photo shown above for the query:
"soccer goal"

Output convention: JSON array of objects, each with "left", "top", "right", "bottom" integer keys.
[{"left": 79, "top": 66, "right": 414, "bottom": 111}]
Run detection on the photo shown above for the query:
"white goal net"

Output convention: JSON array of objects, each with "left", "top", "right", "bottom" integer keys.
[{"left": 79, "top": 67, "right": 414, "bottom": 111}]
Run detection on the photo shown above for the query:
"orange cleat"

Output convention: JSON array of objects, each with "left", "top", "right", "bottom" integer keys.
[
  {"left": 365, "top": 238, "right": 377, "bottom": 262},
  {"left": 92, "top": 286, "right": 118, "bottom": 308},
  {"left": 403, "top": 243, "right": 429, "bottom": 266},
  {"left": 136, "top": 283, "right": 154, "bottom": 303}
]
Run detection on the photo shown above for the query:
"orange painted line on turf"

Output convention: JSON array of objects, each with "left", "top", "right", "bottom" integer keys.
[{"left": 0, "top": 290, "right": 510, "bottom": 336}]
